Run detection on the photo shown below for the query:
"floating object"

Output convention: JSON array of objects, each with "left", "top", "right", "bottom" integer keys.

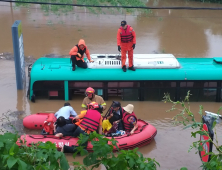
[
  {"left": 23, "top": 113, "right": 55, "bottom": 129},
  {"left": 19, "top": 119, "right": 157, "bottom": 151}
]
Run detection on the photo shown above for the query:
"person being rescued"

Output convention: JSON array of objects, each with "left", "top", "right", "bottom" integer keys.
[
  {"left": 54, "top": 116, "right": 88, "bottom": 153},
  {"left": 122, "top": 104, "right": 138, "bottom": 135},
  {"left": 69, "top": 39, "right": 94, "bottom": 71},
  {"left": 54, "top": 116, "right": 81, "bottom": 137},
  {"left": 54, "top": 102, "right": 77, "bottom": 124},
  {"left": 102, "top": 101, "right": 124, "bottom": 136},
  {"left": 55, "top": 102, "right": 103, "bottom": 153}
]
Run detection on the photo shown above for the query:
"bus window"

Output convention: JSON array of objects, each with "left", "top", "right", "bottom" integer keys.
[
  {"left": 32, "top": 81, "right": 64, "bottom": 100},
  {"left": 143, "top": 81, "right": 176, "bottom": 101},
  {"left": 199, "top": 88, "right": 217, "bottom": 101},
  {"left": 69, "top": 81, "right": 104, "bottom": 88},
  {"left": 108, "top": 82, "right": 139, "bottom": 88},
  {"left": 144, "top": 88, "right": 176, "bottom": 101},
  {"left": 33, "top": 81, "right": 64, "bottom": 90},
  {"left": 205, "top": 82, "right": 217, "bottom": 87},
  {"left": 122, "top": 89, "right": 139, "bottom": 101},
  {"left": 179, "top": 81, "right": 217, "bottom": 102},
  {"left": 144, "top": 81, "right": 176, "bottom": 88},
  {"left": 107, "top": 89, "right": 139, "bottom": 101},
  {"left": 180, "top": 82, "right": 194, "bottom": 88}
]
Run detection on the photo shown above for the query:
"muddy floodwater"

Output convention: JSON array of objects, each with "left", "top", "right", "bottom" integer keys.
[{"left": 1, "top": 0, "right": 222, "bottom": 169}]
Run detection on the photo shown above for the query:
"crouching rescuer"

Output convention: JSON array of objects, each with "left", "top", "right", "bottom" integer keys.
[{"left": 69, "top": 39, "right": 94, "bottom": 71}]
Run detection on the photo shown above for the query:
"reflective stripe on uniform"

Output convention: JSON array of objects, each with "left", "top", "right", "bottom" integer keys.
[
  {"left": 101, "top": 103, "right": 106, "bottom": 106},
  {"left": 81, "top": 104, "right": 87, "bottom": 108}
]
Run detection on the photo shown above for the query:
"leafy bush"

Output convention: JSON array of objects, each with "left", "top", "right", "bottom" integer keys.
[
  {"left": 14, "top": 0, "right": 148, "bottom": 15},
  {"left": 0, "top": 133, "right": 69, "bottom": 170},
  {"left": 193, "top": 0, "right": 222, "bottom": 3},
  {"left": 164, "top": 91, "right": 222, "bottom": 170},
  {"left": 72, "top": 132, "right": 159, "bottom": 170}
]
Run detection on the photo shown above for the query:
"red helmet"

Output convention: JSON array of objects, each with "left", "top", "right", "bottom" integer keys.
[
  {"left": 85, "top": 87, "right": 95, "bottom": 98},
  {"left": 86, "top": 87, "right": 95, "bottom": 94},
  {"left": 87, "top": 102, "right": 99, "bottom": 110}
]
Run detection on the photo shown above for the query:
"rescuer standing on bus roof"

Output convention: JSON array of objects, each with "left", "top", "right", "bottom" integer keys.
[
  {"left": 117, "top": 20, "right": 136, "bottom": 72},
  {"left": 69, "top": 39, "right": 94, "bottom": 71}
]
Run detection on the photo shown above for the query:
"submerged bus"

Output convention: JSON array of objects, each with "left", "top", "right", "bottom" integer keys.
[{"left": 27, "top": 54, "right": 222, "bottom": 102}]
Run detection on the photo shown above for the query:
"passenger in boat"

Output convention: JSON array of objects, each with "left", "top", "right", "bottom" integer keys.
[
  {"left": 54, "top": 116, "right": 80, "bottom": 137},
  {"left": 69, "top": 39, "right": 94, "bottom": 71},
  {"left": 117, "top": 20, "right": 136, "bottom": 72},
  {"left": 81, "top": 87, "right": 106, "bottom": 111},
  {"left": 102, "top": 101, "right": 124, "bottom": 134},
  {"left": 122, "top": 104, "right": 138, "bottom": 135},
  {"left": 58, "top": 102, "right": 103, "bottom": 153},
  {"left": 54, "top": 102, "right": 77, "bottom": 124}
]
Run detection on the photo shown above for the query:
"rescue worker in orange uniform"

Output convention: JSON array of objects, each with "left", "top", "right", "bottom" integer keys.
[
  {"left": 117, "top": 21, "right": 136, "bottom": 72},
  {"left": 69, "top": 39, "right": 94, "bottom": 71}
]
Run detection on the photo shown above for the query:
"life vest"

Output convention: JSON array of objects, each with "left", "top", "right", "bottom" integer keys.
[
  {"left": 80, "top": 110, "right": 101, "bottom": 132},
  {"left": 122, "top": 111, "right": 137, "bottom": 132},
  {"left": 43, "top": 113, "right": 56, "bottom": 135},
  {"left": 120, "top": 25, "right": 133, "bottom": 43},
  {"left": 75, "top": 44, "right": 86, "bottom": 58}
]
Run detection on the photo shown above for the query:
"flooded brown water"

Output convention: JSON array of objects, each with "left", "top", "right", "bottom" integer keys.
[{"left": 1, "top": 0, "right": 222, "bottom": 169}]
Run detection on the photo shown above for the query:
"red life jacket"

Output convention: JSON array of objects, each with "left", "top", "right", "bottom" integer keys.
[
  {"left": 120, "top": 25, "right": 133, "bottom": 43},
  {"left": 122, "top": 111, "right": 137, "bottom": 132},
  {"left": 80, "top": 110, "right": 101, "bottom": 132},
  {"left": 43, "top": 113, "right": 56, "bottom": 135}
]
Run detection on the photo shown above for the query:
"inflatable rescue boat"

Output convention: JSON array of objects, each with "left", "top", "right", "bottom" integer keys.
[
  {"left": 19, "top": 119, "right": 157, "bottom": 151},
  {"left": 23, "top": 113, "right": 56, "bottom": 129}
]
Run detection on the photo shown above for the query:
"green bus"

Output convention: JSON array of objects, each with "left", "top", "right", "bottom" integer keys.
[{"left": 27, "top": 56, "right": 222, "bottom": 102}]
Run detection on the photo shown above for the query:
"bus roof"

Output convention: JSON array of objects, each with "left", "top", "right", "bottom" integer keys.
[{"left": 30, "top": 57, "right": 222, "bottom": 82}]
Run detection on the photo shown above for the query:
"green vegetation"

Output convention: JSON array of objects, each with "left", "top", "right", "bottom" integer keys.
[
  {"left": 0, "top": 133, "right": 69, "bottom": 170},
  {"left": 193, "top": 0, "right": 222, "bottom": 3},
  {"left": 72, "top": 132, "right": 159, "bottom": 170},
  {"left": 0, "top": 131, "right": 159, "bottom": 170},
  {"left": 14, "top": 0, "right": 148, "bottom": 15},
  {"left": 164, "top": 91, "right": 222, "bottom": 170}
]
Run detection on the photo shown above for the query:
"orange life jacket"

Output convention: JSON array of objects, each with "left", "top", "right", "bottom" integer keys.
[
  {"left": 80, "top": 110, "right": 100, "bottom": 132},
  {"left": 120, "top": 25, "right": 133, "bottom": 43},
  {"left": 43, "top": 113, "right": 56, "bottom": 135}
]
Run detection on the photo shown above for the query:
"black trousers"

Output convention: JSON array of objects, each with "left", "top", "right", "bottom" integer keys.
[
  {"left": 71, "top": 55, "right": 87, "bottom": 69},
  {"left": 63, "top": 127, "right": 88, "bottom": 153}
]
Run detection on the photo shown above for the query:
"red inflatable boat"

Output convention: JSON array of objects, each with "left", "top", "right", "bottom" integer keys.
[
  {"left": 19, "top": 119, "right": 157, "bottom": 151},
  {"left": 23, "top": 113, "right": 56, "bottom": 129}
]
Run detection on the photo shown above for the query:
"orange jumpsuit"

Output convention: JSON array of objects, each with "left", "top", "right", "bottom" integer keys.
[{"left": 117, "top": 25, "right": 136, "bottom": 67}]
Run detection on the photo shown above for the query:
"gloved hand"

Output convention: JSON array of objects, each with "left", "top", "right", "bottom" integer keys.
[
  {"left": 118, "top": 46, "right": 121, "bottom": 52},
  {"left": 132, "top": 44, "right": 136, "bottom": 50}
]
